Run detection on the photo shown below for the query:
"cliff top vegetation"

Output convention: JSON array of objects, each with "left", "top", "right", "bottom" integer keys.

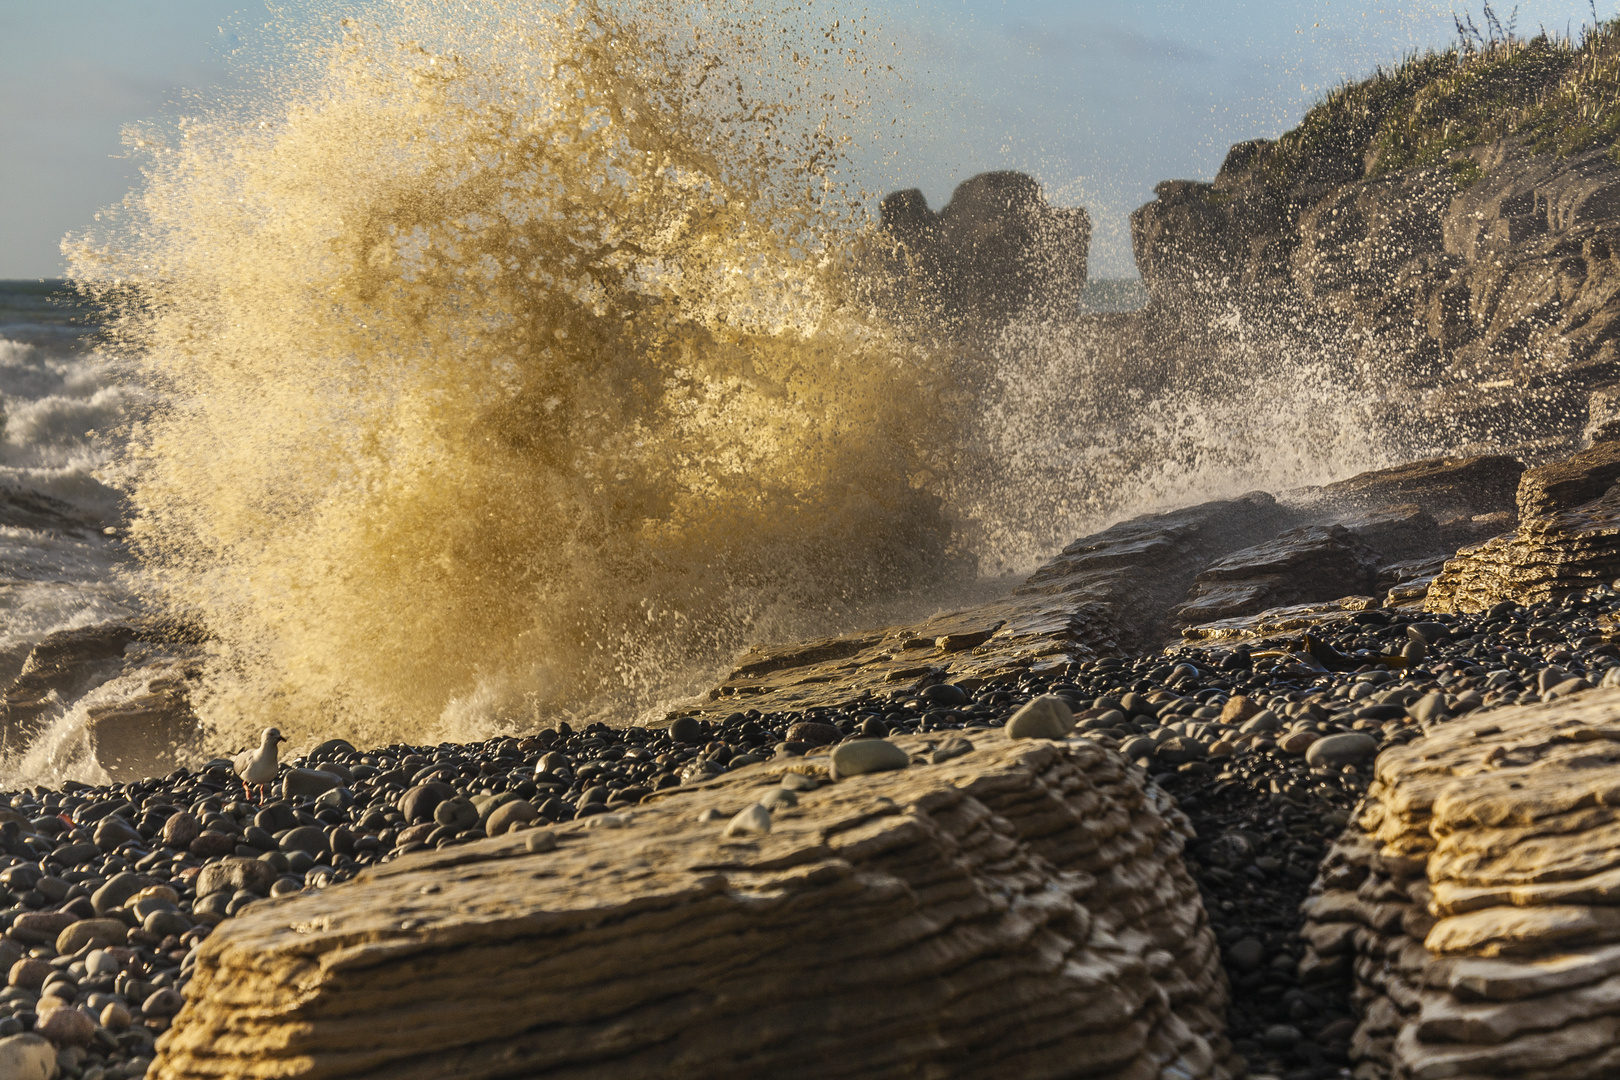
[{"left": 1264, "top": 4, "right": 1620, "bottom": 188}]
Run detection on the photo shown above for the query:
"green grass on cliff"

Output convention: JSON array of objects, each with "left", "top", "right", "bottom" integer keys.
[{"left": 1264, "top": 16, "right": 1620, "bottom": 187}]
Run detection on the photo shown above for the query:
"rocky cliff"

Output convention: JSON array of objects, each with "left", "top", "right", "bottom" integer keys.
[{"left": 1124, "top": 33, "right": 1620, "bottom": 460}]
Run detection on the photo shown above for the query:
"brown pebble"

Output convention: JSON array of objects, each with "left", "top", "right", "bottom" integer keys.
[
  {"left": 1218, "top": 695, "right": 1261, "bottom": 725},
  {"left": 1279, "top": 730, "right": 1320, "bottom": 755},
  {"left": 7, "top": 958, "right": 51, "bottom": 990},
  {"left": 36, "top": 1003, "right": 95, "bottom": 1046},
  {"left": 100, "top": 1003, "right": 131, "bottom": 1032}
]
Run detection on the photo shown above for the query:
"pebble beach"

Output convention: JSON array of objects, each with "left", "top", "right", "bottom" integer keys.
[{"left": 3, "top": 580, "right": 1617, "bottom": 1080}]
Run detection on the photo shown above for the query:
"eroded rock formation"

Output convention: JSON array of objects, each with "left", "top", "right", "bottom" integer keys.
[
  {"left": 1299, "top": 689, "right": 1620, "bottom": 1080},
  {"left": 873, "top": 171, "right": 1091, "bottom": 334},
  {"left": 1427, "top": 442, "right": 1620, "bottom": 612},
  {"left": 152, "top": 732, "right": 1236, "bottom": 1080}
]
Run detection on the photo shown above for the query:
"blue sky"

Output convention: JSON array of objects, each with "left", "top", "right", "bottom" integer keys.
[{"left": 0, "top": 0, "right": 1609, "bottom": 278}]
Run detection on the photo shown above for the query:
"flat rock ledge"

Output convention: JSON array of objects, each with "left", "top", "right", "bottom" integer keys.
[
  {"left": 1299, "top": 688, "right": 1620, "bottom": 1080},
  {"left": 150, "top": 733, "right": 1236, "bottom": 1080}
]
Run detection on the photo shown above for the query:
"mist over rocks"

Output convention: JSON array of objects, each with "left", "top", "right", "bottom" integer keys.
[
  {"left": 1127, "top": 134, "right": 1620, "bottom": 458},
  {"left": 872, "top": 170, "right": 1091, "bottom": 336}
]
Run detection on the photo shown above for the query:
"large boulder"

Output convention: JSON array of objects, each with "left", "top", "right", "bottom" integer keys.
[
  {"left": 1299, "top": 689, "right": 1620, "bottom": 1080},
  {"left": 84, "top": 676, "right": 200, "bottom": 783},
  {"left": 1312, "top": 455, "right": 1525, "bottom": 522},
  {"left": 1, "top": 624, "right": 142, "bottom": 751},
  {"left": 154, "top": 733, "right": 1237, "bottom": 1080}
]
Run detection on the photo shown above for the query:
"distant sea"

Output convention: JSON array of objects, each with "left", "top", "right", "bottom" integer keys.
[{"left": 0, "top": 280, "right": 138, "bottom": 696}]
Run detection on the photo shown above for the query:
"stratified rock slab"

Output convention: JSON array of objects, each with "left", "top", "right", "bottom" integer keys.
[
  {"left": 152, "top": 733, "right": 1237, "bottom": 1080},
  {"left": 694, "top": 493, "right": 1290, "bottom": 714},
  {"left": 1299, "top": 689, "right": 1620, "bottom": 1080},
  {"left": 1427, "top": 445, "right": 1620, "bottom": 612}
]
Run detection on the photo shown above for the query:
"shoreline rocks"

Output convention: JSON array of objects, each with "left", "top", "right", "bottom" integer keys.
[{"left": 153, "top": 732, "right": 1237, "bottom": 1080}]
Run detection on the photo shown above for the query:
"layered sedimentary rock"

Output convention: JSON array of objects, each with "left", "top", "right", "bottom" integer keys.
[
  {"left": 1427, "top": 443, "right": 1620, "bottom": 612},
  {"left": 1299, "top": 689, "right": 1620, "bottom": 1080},
  {"left": 152, "top": 732, "right": 1236, "bottom": 1080},
  {"left": 698, "top": 492, "right": 1291, "bottom": 713},
  {"left": 1176, "top": 524, "right": 1380, "bottom": 626},
  {"left": 699, "top": 454, "right": 1530, "bottom": 715}
]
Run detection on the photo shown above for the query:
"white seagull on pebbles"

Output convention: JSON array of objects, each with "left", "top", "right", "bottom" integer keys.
[{"left": 234, "top": 727, "right": 286, "bottom": 803}]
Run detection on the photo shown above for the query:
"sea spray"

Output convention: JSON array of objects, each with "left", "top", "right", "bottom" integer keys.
[
  {"left": 69, "top": 0, "right": 969, "bottom": 749},
  {"left": 958, "top": 302, "right": 1398, "bottom": 575}
]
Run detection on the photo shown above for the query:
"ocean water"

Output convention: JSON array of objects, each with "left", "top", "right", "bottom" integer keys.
[{"left": 0, "top": 282, "right": 139, "bottom": 689}]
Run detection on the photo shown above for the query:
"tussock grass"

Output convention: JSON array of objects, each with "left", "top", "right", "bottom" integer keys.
[{"left": 1264, "top": 8, "right": 1620, "bottom": 188}]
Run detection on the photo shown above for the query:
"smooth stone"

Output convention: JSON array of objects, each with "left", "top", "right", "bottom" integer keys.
[
  {"left": 141, "top": 988, "right": 185, "bottom": 1018},
  {"left": 1120, "top": 736, "right": 1157, "bottom": 760},
  {"left": 8, "top": 959, "right": 51, "bottom": 990},
  {"left": 523, "top": 830, "right": 557, "bottom": 853},
  {"left": 92, "top": 816, "right": 139, "bottom": 852},
  {"left": 1155, "top": 736, "right": 1206, "bottom": 765},
  {"left": 668, "top": 716, "right": 705, "bottom": 744},
  {"left": 829, "top": 739, "right": 911, "bottom": 779},
  {"left": 1119, "top": 691, "right": 1158, "bottom": 718},
  {"left": 1228, "top": 938, "right": 1266, "bottom": 971},
  {"left": 1239, "top": 710, "right": 1283, "bottom": 734},
  {"left": 54, "top": 919, "right": 126, "bottom": 956},
  {"left": 779, "top": 773, "right": 818, "bottom": 792},
  {"left": 307, "top": 738, "right": 357, "bottom": 761},
  {"left": 1004, "top": 696, "right": 1076, "bottom": 740},
  {"left": 1550, "top": 677, "right": 1593, "bottom": 698},
  {"left": 100, "top": 1003, "right": 130, "bottom": 1031},
  {"left": 722, "top": 804, "right": 772, "bottom": 838},
  {"left": 1409, "top": 690, "right": 1449, "bottom": 724},
  {"left": 919, "top": 683, "right": 969, "bottom": 707},
  {"left": 0, "top": 1033, "right": 56, "bottom": 1080},
  {"left": 759, "top": 788, "right": 799, "bottom": 810},
  {"left": 49, "top": 842, "right": 98, "bottom": 868},
  {"left": 1262, "top": 1024, "right": 1302, "bottom": 1050},
  {"left": 282, "top": 768, "right": 342, "bottom": 798},
  {"left": 1305, "top": 732, "right": 1379, "bottom": 768},
  {"left": 83, "top": 950, "right": 117, "bottom": 977},
  {"left": 254, "top": 803, "right": 299, "bottom": 832},
  {"left": 10, "top": 913, "right": 77, "bottom": 946},
  {"left": 397, "top": 783, "right": 455, "bottom": 825},
  {"left": 35, "top": 1003, "right": 93, "bottom": 1047},
  {"left": 142, "top": 910, "right": 192, "bottom": 938},
  {"left": 1279, "top": 730, "right": 1319, "bottom": 755},
  {"left": 432, "top": 797, "right": 478, "bottom": 831},
  {"left": 485, "top": 799, "right": 538, "bottom": 837},
  {"left": 186, "top": 831, "right": 235, "bottom": 859},
  {"left": 279, "top": 826, "right": 329, "bottom": 857}
]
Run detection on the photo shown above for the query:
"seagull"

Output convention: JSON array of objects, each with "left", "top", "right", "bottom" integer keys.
[{"left": 234, "top": 727, "right": 286, "bottom": 803}]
